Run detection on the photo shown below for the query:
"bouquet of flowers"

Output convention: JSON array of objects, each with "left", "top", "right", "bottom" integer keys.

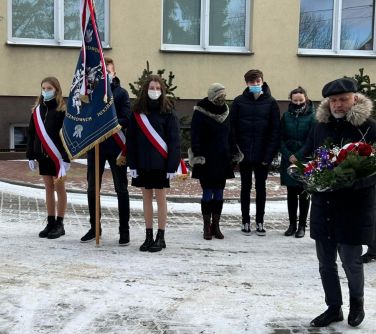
[{"left": 288, "top": 142, "right": 376, "bottom": 192}]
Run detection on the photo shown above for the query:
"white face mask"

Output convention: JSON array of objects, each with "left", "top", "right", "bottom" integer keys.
[{"left": 148, "top": 90, "right": 161, "bottom": 100}]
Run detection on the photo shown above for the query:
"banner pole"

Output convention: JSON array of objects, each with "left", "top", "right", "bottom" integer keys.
[{"left": 95, "top": 144, "right": 100, "bottom": 246}]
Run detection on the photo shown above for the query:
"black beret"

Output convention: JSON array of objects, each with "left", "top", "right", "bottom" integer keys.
[{"left": 322, "top": 78, "right": 358, "bottom": 98}]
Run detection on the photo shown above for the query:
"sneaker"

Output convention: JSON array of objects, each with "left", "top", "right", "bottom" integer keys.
[
  {"left": 241, "top": 223, "right": 251, "bottom": 236},
  {"left": 256, "top": 223, "right": 266, "bottom": 236},
  {"left": 80, "top": 228, "right": 100, "bottom": 243}
]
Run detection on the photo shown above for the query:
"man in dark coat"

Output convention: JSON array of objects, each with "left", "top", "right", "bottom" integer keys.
[
  {"left": 230, "top": 69, "right": 280, "bottom": 236},
  {"left": 81, "top": 57, "right": 132, "bottom": 245},
  {"left": 301, "top": 78, "right": 376, "bottom": 328}
]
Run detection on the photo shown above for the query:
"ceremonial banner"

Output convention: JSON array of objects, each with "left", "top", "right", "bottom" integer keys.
[{"left": 61, "top": 0, "right": 120, "bottom": 159}]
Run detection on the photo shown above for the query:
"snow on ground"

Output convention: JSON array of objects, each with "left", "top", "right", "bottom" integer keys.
[{"left": 0, "top": 181, "right": 376, "bottom": 333}]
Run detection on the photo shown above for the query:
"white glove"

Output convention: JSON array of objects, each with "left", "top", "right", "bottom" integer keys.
[
  {"left": 63, "top": 162, "right": 71, "bottom": 172},
  {"left": 28, "top": 160, "right": 37, "bottom": 171},
  {"left": 166, "top": 172, "right": 176, "bottom": 180},
  {"left": 129, "top": 169, "right": 138, "bottom": 178}
]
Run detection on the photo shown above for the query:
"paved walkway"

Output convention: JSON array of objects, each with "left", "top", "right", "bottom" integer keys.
[{"left": 0, "top": 160, "right": 287, "bottom": 202}]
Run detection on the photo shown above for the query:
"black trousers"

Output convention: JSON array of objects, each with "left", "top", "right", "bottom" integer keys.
[
  {"left": 87, "top": 149, "right": 130, "bottom": 232},
  {"left": 367, "top": 239, "right": 376, "bottom": 255},
  {"left": 239, "top": 161, "right": 269, "bottom": 224},
  {"left": 315, "top": 239, "right": 364, "bottom": 306},
  {"left": 287, "top": 186, "right": 310, "bottom": 226}
]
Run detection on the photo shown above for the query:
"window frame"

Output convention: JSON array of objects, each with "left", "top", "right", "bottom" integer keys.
[
  {"left": 298, "top": 0, "right": 376, "bottom": 57},
  {"left": 7, "top": 0, "right": 110, "bottom": 48},
  {"left": 9, "top": 123, "right": 29, "bottom": 150},
  {"left": 161, "top": 0, "right": 252, "bottom": 54}
]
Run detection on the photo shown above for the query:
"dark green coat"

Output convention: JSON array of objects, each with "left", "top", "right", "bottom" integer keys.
[{"left": 279, "top": 101, "right": 316, "bottom": 187}]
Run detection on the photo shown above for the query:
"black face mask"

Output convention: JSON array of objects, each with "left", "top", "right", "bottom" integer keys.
[{"left": 291, "top": 103, "right": 306, "bottom": 114}]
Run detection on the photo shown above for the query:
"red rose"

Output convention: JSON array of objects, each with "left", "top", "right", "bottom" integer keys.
[
  {"left": 357, "top": 143, "right": 373, "bottom": 156},
  {"left": 336, "top": 149, "right": 348, "bottom": 163}
]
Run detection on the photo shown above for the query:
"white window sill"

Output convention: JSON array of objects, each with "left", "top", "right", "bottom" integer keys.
[
  {"left": 160, "top": 46, "right": 252, "bottom": 55},
  {"left": 298, "top": 49, "right": 376, "bottom": 58},
  {"left": 7, "top": 40, "right": 111, "bottom": 49}
]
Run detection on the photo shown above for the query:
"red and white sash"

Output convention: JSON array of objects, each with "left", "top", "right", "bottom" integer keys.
[
  {"left": 134, "top": 113, "right": 188, "bottom": 175},
  {"left": 33, "top": 105, "right": 67, "bottom": 179},
  {"left": 112, "top": 131, "right": 127, "bottom": 166}
]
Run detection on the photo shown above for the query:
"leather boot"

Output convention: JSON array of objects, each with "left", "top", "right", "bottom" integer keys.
[
  {"left": 310, "top": 306, "right": 343, "bottom": 327},
  {"left": 284, "top": 223, "right": 297, "bottom": 236},
  {"left": 139, "top": 228, "right": 154, "bottom": 252},
  {"left": 201, "top": 200, "right": 212, "bottom": 240},
  {"left": 348, "top": 297, "right": 365, "bottom": 327},
  {"left": 149, "top": 229, "right": 166, "bottom": 252},
  {"left": 39, "top": 216, "right": 55, "bottom": 238},
  {"left": 211, "top": 200, "right": 224, "bottom": 239},
  {"left": 295, "top": 223, "right": 306, "bottom": 238},
  {"left": 47, "top": 216, "right": 65, "bottom": 239}
]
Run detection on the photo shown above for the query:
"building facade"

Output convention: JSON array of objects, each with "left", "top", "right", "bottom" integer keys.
[{"left": 1, "top": 0, "right": 376, "bottom": 149}]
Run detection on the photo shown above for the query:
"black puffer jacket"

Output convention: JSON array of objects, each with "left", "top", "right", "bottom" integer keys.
[
  {"left": 126, "top": 102, "right": 181, "bottom": 173},
  {"left": 94, "top": 76, "right": 131, "bottom": 156},
  {"left": 190, "top": 98, "right": 235, "bottom": 188},
  {"left": 230, "top": 83, "right": 281, "bottom": 164},
  {"left": 301, "top": 94, "right": 376, "bottom": 245},
  {"left": 27, "top": 99, "right": 69, "bottom": 162}
]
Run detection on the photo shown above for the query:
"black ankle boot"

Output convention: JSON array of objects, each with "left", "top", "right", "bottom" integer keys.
[
  {"left": 284, "top": 223, "right": 296, "bottom": 236},
  {"left": 348, "top": 297, "right": 365, "bottom": 327},
  {"left": 149, "top": 229, "right": 166, "bottom": 252},
  {"left": 39, "top": 216, "right": 55, "bottom": 238},
  {"left": 310, "top": 306, "right": 343, "bottom": 327},
  {"left": 295, "top": 223, "right": 306, "bottom": 238},
  {"left": 47, "top": 216, "right": 65, "bottom": 239},
  {"left": 139, "top": 228, "right": 154, "bottom": 252}
]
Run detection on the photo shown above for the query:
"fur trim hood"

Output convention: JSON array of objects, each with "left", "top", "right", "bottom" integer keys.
[
  {"left": 193, "top": 104, "right": 229, "bottom": 123},
  {"left": 316, "top": 93, "right": 373, "bottom": 126}
]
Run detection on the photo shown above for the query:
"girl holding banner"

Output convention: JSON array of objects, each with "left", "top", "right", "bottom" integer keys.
[
  {"left": 127, "top": 75, "right": 181, "bottom": 252},
  {"left": 27, "top": 77, "right": 70, "bottom": 239}
]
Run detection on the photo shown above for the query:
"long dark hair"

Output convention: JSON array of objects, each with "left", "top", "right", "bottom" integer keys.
[{"left": 132, "top": 75, "right": 173, "bottom": 114}]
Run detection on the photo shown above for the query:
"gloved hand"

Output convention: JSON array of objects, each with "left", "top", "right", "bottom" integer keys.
[
  {"left": 28, "top": 160, "right": 37, "bottom": 171},
  {"left": 63, "top": 162, "right": 71, "bottom": 172},
  {"left": 129, "top": 169, "right": 138, "bottom": 178},
  {"left": 166, "top": 172, "right": 176, "bottom": 180}
]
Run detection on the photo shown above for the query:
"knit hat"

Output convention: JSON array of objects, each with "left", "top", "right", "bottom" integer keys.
[
  {"left": 208, "top": 83, "right": 226, "bottom": 102},
  {"left": 322, "top": 78, "right": 358, "bottom": 98}
]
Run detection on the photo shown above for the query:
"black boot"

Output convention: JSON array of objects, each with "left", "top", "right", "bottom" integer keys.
[
  {"left": 295, "top": 223, "right": 306, "bottom": 238},
  {"left": 348, "top": 297, "right": 365, "bottom": 327},
  {"left": 149, "top": 229, "right": 166, "bottom": 252},
  {"left": 310, "top": 306, "right": 343, "bottom": 327},
  {"left": 139, "top": 228, "right": 154, "bottom": 252},
  {"left": 201, "top": 200, "right": 212, "bottom": 240},
  {"left": 284, "top": 223, "right": 296, "bottom": 236},
  {"left": 47, "top": 216, "right": 65, "bottom": 239},
  {"left": 211, "top": 200, "right": 224, "bottom": 239},
  {"left": 39, "top": 216, "right": 55, "bottom": 238},
  {"left": 119, "top": 229, "right": 130, "bottom": 246}
]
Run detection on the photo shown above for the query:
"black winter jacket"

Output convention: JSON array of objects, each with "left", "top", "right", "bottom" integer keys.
[
  {"left": 190, "top": 98, "right": 235, "bottom": 188},
  {"left": 26, "top": 99, "right": 69, "bottom": 162},
  {"left": 301, "top": 94, "right": 376, "bottom": 245},
  {"left": 91, "top": 76, "right": 131, "bottom": 156},
  {"left": 230, "top": 83, "right": 281, "bottom": 164},
  {"left": 126, "top": 102, "right": 181, "bottom": 173}
]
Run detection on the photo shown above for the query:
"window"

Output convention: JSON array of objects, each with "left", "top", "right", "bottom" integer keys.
[
  {"left": 299, "top": 0, "right": 376, "bottom": 56},
  {"left": 9, "top": 124, "right": 28, "bottom": 150},
  {"left": 162, "top": 0, "right": 251, "bottom": 53},
  {"left": 8, "top": 0, "right": 109, "bottom": 47}
]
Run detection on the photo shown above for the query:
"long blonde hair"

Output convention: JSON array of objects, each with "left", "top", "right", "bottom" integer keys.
[{"left": 33, "top": 76, "right": 66, "bottom": 112}]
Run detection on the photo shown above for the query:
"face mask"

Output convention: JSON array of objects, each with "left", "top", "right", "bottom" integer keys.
[
  {"left": 108, "top": 74, "right": 113, "bottom": 84},
  {"left": 148, "top": 90, "right": 161, "bottom": 100},
  {"left": 42, "top": 90, "right": 55, "bottom": 101},
  {"left": 249, "top": 85, "right": 262, "bottom": 94},
  {"left": 291, "top": 103, "right": 306, "bottom": 113},
  {"left": 212, "top": 95, "right": 227, "bottom": 106}
]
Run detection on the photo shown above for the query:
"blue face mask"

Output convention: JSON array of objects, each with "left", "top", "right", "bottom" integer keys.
[
  {"left": 249, "top": 85, "right": 262, "bottom": 94},
  {"left": 108, "top": 74, "right": 113, "bottom": 84},
  {"left": 42, "top": 90, "right": 55, "bottom": 101}
]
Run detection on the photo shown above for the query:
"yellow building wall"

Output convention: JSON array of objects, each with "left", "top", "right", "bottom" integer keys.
[{"left": 1, "top": 0, "right": 376, "bottom": 102}]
